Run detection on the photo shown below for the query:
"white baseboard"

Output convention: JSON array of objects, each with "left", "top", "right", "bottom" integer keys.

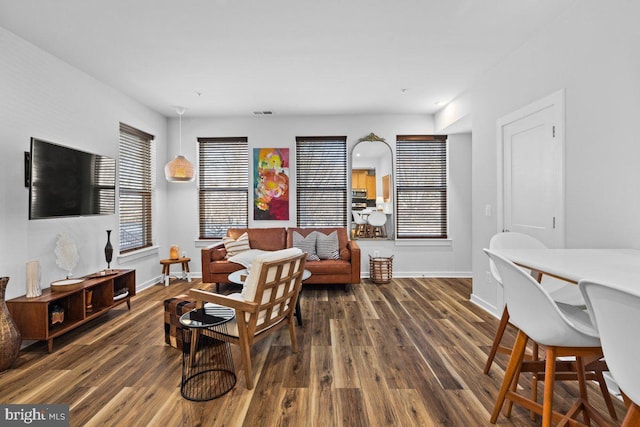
[
  {"left": 363, "top": 271, "right": 472, "bottom": 279},
  {"left": 470, "top": 293, "right": 499, "bottom": 318}
]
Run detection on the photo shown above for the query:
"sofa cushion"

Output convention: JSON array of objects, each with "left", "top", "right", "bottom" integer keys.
[
  {"left": 292, "top": 231, "right": 320, "bottom": 261},
  {"left": 304, "top": 259, "right": 352, "bottom": 275},
  {"left": 222, "top": 232, "right": 251, "bottom": 258},
  {"left": 227, "top": 227, "right": 287, "bottom": 251}
]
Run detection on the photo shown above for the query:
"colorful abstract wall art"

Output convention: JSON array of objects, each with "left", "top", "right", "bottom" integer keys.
[{"left": 253, "top": 148, "right": 289, "bottom": 220}]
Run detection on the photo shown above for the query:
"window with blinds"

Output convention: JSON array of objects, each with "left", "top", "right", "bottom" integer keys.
[
  {"left": 119, "top": 123, "right": 154, "bottom": 253},
  {"left": 198, "top": 137, "right": 249, "bottom": 238},
  {"left": 396, "top": 135, "right": 448, "bottom": 238},
  {"left": 296, "top": 136, "right": 347, "bottom": 227}
]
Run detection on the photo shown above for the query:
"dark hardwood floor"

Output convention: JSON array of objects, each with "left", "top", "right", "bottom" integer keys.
[{"left": 0, "top": 277, "right": 625, "bottom": 426}]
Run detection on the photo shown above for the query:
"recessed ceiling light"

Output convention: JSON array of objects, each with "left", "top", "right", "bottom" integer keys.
[
  {"left": 253, "top": 111, "right": 273, "bottom": 115},
  {"left": 435, "top": 101, "right": 445, "bottom": 106},
  {"left": 400, "top": 88, "right": 408, "bottom": 94}
]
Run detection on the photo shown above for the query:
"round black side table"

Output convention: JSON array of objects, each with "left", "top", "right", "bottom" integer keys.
[{"left": 179, "top": 305, "right": 236, "bottom": 401}]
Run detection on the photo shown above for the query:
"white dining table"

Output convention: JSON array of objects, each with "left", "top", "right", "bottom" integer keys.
[{"left": 492, "top": 248, "right": 640, "bottom": 293}]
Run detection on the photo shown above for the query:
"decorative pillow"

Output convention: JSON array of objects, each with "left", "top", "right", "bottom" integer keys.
[
  {"left": 223, "top": 232, "right": 251, "bottom": 258},
  {"left": 292, "top": 231, "right": 320, "bottom": 261},
  {"left": 316, "top": 231, "right": 340, "bottom": 260},
  {"left": 227, "top": 249, "right": 269, "bottom": 270}
]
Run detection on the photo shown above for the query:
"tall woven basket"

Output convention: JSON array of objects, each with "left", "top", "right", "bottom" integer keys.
[
  {"left": 369, "top": 255, "right": 393, "bottom": 284},
  {"left": 0, "top": 277, "right": 22, "bottom": 371}
]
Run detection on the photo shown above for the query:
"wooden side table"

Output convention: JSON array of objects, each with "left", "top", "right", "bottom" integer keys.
[{"left": 160, "top": 257, "right": 192, "bottom": 287}]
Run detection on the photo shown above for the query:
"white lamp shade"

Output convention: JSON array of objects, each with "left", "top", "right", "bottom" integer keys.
[{"left": 165, "top": 155, "right": 194, "bottom": 182}]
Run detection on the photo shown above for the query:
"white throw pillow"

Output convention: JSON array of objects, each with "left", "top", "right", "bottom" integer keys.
[
  {"left": 227, "top": 249, "right": 269, "bottom": 270},
  {"left": 223, "top": 232, "right": 251, "bottom": 258},
  {"left": 292, "top": 231, "right": 320, "bottom": 261},
  {"left": 316, "top": 231, "right": 340, "bottom": 260},
  {"left": 241, "top": 247, "right": 303, "bottom": 302}
]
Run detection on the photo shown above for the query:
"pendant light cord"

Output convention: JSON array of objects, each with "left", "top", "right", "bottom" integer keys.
[
  {"left": 175, "top": 107, "right": 186, "bottom": 155},
  {"left": 179, "top": 111, "right": 183, "bottom": 155}
]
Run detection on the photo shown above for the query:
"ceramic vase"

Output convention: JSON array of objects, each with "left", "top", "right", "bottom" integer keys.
[
  {"left": 0, "top": 277, "right": 22, "bottom": 372},
  {"left": 104, "top": 230, "right": 113, "bottom": 270}
]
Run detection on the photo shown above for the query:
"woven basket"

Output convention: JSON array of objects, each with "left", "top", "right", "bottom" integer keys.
[{"left": 369, "top": 255, "right": 393, "bottom": 284}]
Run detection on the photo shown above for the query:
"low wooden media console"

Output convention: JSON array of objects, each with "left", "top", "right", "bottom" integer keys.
[{"left": 7, "top": 269, "right": 136, "bottom": 352}]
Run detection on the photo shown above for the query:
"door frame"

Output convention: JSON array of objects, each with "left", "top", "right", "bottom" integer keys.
[{"left": 496, "top": 89, "right": 566, "bottom": 248}]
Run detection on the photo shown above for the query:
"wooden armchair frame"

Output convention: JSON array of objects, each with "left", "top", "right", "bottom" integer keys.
[{"left": 189, "top": 252, "right": 306, "bottom": 389}]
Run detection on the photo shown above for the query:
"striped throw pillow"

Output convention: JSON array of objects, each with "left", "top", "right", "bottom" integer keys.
[
  {"left": 223, "top": 232, "right": 251, "bottom": 258},
  {"left": 292, "top": 231, "right": 320, "bottom": 261},
  {"left": 316, "top": 231, "right": 340, "bottom": 260}
]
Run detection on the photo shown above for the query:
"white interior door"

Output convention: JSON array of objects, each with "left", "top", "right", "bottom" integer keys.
[{"left": 497, "top": 90, "right": 565, "bottom": 248}]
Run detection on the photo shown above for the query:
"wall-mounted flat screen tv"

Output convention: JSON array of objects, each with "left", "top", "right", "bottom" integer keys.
[{"left": 28, "top": 138, "right": 116, "bottom": 219}]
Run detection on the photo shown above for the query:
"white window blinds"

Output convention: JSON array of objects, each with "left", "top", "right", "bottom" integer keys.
[
  {"left": 119, "top": 123, "right": 154, "bottom": 253},
  {"left": 198, "top": 137, "right": 249, "bottom": 238},
  {"left": 295, "top": 136, "right": 347, "bottom": 227},
  {"left": 396, "top": 135, "right": 448, "bottom": 239}
]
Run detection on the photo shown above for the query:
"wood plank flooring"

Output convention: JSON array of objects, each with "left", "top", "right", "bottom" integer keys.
[{"left": 0, "top": 277, "right": 625, "bottom": 426}]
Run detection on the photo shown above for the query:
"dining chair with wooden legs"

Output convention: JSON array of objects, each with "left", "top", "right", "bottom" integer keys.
[
  {"left": 484, "top": 232, "right": 587, "bottom": 375},
  {"left": 367, "top": 211, "right": 387, "bottom": 238},
  {"left": 352, "top": 211, "right": 368, "bottom": 238},
  {"left": 485, "top": 249, "right": 616, "bottom": 427},
  {"left": 580, "top": 280, "right": 640, "bottom": 427},
  {"left": 485, "top": 233, "right": 617, "bottom": 421}
]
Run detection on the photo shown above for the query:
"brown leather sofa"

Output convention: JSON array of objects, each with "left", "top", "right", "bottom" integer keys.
[{"left": 201, "top": 227, "right": 361, "bottom": 289}]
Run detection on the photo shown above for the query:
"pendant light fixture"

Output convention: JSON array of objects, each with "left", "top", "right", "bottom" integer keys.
[{"left": 164, "top": 106, "right": 195, "bottom": 182}]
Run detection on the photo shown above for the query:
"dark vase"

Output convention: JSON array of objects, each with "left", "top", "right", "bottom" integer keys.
[
  {"left": 0, "top": 277, "right": 21, "bottom": 372},
  {"left": 105, "top": 230, "right": 113, "bottom": 269}
]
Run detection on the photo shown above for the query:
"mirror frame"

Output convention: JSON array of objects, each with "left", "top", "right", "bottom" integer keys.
[{"left": 349, "top": 133, "right": 394, "bottom": 240}]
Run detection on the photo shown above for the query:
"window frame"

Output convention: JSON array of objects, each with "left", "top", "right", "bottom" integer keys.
[
  {"left": 198, "top": 137, "right": 249, "bottom": 239},
  {"left": 118, "top": 123, "right": 154, "bottom": 254},
  {"left": 395, "top": 134, "right": 448, "bottom": 239},
  {"left": 295, "top": 136, "right": 348, "bottom": 228}
]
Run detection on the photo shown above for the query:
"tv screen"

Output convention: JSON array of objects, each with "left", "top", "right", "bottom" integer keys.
[{"left": 29, "top": 138, "right": 116, "bottom": 219}]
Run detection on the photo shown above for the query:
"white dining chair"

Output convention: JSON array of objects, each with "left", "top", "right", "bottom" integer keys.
[
  {"left": 367, "top": 211, "right": 387, "bottom": 238},
  {"left": 484, "top": 249, "right": 614, "bottom": 427},
  {"left": 484, "top": 232, "right": 585, "bottom": 374},
  {"left": 352, "top": 211, "right": 368, "bottom": 238},
  {"left": 580, "top": 280, "right": 640, "bottom": 427}
]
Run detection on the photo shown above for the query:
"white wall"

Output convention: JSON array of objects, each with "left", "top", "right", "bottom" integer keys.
[
  {"left": 470, "top": 0, "right": 640, "bottom": 313},
  {"left": 0, "top": 25, "right": 473, "bottom": 301},
  {"left": 166, "top": 115, "right": 472, "bottom": 278},
  {"left": 0, "top": 27, "right": 168, "bottom": 300}
]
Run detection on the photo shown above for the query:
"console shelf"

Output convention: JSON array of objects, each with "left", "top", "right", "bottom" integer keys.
[{"left": 7, "top": 269, "right": 135, "bottom": 353}]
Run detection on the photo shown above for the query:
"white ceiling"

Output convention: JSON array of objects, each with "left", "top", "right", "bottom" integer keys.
[{"left": 0, "top": 0, "right": 576, "bottom": 118}]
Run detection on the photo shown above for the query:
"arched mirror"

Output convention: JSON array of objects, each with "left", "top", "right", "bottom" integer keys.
[{"left": 350, "top": 133, "right": 394, "bottom": 240}]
